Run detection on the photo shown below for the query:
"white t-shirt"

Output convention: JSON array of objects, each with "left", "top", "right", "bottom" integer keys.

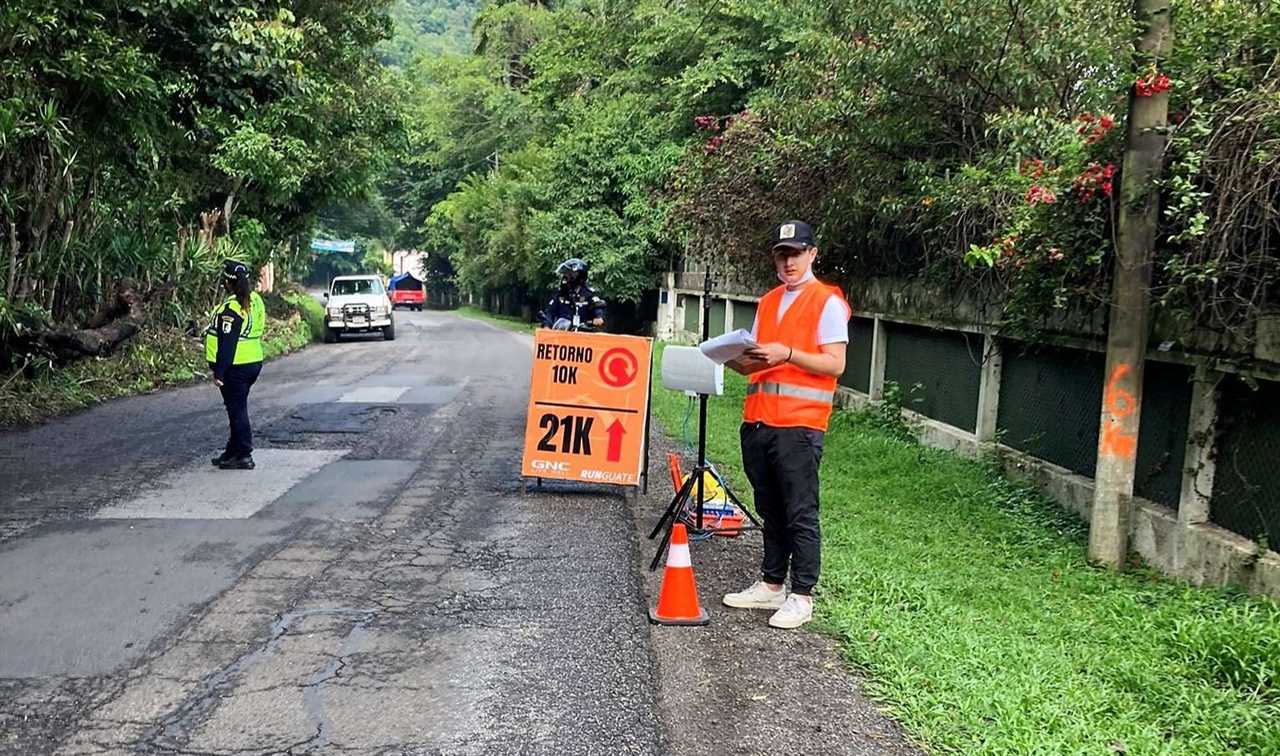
[{"left": 749, "top": 286, "right": 851, "bottom": 346}]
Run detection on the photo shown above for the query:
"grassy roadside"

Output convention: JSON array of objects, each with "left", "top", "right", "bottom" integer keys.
[
  {"left": 454, "top": 305, "right": 537, "bottom": 333},
  {"left": 0, "top": 291, "right": 325, "bottom": 429},
  {"left": 649, "top": 344, "right": 1280, "bottom": 755}
]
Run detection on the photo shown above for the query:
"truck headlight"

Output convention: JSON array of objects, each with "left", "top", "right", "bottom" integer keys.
[{"left": 327, "top": 307, "right": 342, "bottom": 317}]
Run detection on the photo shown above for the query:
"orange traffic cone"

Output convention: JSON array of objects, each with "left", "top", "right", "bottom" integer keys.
[{"left": 648, "top": 523, "right": 709, "bottom": 626}]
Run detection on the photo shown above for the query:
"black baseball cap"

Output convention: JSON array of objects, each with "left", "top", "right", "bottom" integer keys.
[{"left": 770, "top": 220, "right": 816, "bottom": 251}]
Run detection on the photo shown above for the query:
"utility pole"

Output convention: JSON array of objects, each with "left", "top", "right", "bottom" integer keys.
[{"left": 1089, "top": 0, "right": 1174, "bottom": 568}]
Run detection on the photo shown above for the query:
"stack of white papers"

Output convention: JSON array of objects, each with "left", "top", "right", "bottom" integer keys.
[{"left": 699, "top": 329, "right": 756, "bottom": 364}]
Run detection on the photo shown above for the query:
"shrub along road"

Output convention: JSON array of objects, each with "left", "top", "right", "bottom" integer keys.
[
  {"left": 0, "top": 292, "right": 326, "bottom": 430},
  {"left": 0, "top": 311, "right": 912, "bottom": 754}
]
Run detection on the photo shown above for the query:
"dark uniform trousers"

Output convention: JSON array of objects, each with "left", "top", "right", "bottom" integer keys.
[
  {"left": 219, "top": 363, "right": 262, "bottom": 458},
  {"left": 740, "top": 421, "right": 825, "bottom": 595}
]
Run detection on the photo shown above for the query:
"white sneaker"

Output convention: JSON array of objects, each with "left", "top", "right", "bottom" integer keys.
[
  {"left": 722, "top": 580, "right": 786, "bottom": 610},
  {"left": 768, "top": 594, "right": 813, "bottom": 629}
]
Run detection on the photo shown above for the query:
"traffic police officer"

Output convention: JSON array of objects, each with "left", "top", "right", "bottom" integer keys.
[
  {"left": 722, "top": 221, "right": 851, "bottom": 629},
  {"left": 206, "top": 260, "right": 266, "bottom": 470},
  {"left": 541, "top": 258, "right": 606, "bottom": 330}
]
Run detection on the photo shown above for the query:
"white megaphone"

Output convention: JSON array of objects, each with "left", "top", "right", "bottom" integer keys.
[{"left": 661, "top": 346, "right": 723, "bottom": 397}]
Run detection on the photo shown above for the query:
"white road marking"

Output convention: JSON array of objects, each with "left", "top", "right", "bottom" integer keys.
[
  {"left": 93, "top": 449, "right": 348, "bottom": 520},
  {"left": 336, "top": 386, "right": 410, "bottom": 403}
]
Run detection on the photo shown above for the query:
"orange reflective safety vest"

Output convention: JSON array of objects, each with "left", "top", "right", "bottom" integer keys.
[{"left": 743, "top": 280, "right": 851, "bottom": 433}]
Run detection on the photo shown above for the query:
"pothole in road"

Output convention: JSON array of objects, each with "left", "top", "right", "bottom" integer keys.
[{"left": 264, "top": 403, "right": 401, "bottom": 436}]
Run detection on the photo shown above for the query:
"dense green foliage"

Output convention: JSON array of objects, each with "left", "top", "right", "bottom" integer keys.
[
  {"left": 381, "top": 0, "right": 480, "bottom": 64},
  {"left": 4, "top": 0, "right": 1276, "bottom": 353},
  {"left": 9, "top": 0, "right": 1271, "bottom": 345},
  {"left": 650, "top": 345, "right": 1280, "bottom": 756},
  {"left": 1, "top": 0, "right": 404, "bottom": 365},
  {"left": 382, "top": 0, "right": 797, "bottom": 301},
  {"left": 387, "top": 0, "right": 1278, "bottom": 338}
]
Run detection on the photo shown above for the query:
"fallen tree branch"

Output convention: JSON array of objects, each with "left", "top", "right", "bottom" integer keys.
[{"left": 36, "top": 280, "right": 147, "bottom": 363}]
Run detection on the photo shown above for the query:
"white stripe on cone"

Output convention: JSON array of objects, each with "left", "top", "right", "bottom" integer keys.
[{"left": 667, "top": 543, "right": 691, "bottom": 568}]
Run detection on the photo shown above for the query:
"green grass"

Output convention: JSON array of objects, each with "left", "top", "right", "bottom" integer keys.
[
  {"left": 454, "top": 305, "right": 537, "bottom": 333},
  {"left": 650, "top": 344, "right": 1280, "bottom": 756},
  {"left": 0, "top": 295, "right": 318, "bottom": 429}
]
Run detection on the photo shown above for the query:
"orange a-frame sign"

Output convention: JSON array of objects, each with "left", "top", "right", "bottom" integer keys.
[{"left": 522, "top": 330, "right": 653, "bottom": 487}]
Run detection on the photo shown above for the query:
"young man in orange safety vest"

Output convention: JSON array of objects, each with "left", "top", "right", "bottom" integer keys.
[{"left": 723, "top": 220, "right": 851, "bottom": 629}]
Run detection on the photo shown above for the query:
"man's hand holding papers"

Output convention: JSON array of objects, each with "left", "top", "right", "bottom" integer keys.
[{"left": 699, "top": 329, "right": 770, "bottom": 375}]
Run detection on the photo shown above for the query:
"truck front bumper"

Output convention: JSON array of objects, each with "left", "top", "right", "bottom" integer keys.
[{"left": 328, "top": 317, "right": 392, "bottom": 329}]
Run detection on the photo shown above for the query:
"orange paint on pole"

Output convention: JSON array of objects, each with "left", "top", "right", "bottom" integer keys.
[
  {"left": 1100, "top": 362, "right": 1139, "bottom": 459},
  {"left": 522, "top": 330, "right": 653, "bottom": 486}
]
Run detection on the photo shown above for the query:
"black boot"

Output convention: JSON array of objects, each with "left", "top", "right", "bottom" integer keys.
[
  {"left": 218, "top": 455, "right": 256, "bottom": 470},
  {"left": 211, "top": 452, "right": 232, "bottom": 466}
]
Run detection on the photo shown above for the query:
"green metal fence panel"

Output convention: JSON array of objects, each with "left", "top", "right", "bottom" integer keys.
[
  {"left": 681, "top": 295, "right": 699, "bottom": 332},
  {"left": 839, "top": 317, "right": 874, "bottom": 393},
  {"left": 733, "top": 301, "right": 757, "bottom": 334},
  {"left": 997, "top": 343, "right": 1190, "bottom": 508},
  {"left": 998, "top": 344, "right": 1104, "bottom": 477},
  {"left": 1134, "top": 361, "right": 1192, "bottom": 509},
  {"left": 884, "top": 322, "right": 982, "bottom": 432},
  {"left": 708, "top": 299, "right": 727, "bottom": 338},
  {"left": 1211, "top": 376, "right": 1280, "bottom": 545}
]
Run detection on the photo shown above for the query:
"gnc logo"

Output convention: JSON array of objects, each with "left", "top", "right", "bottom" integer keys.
[{"left": 531, "top": 460, "right": 570, "bottom": 472}]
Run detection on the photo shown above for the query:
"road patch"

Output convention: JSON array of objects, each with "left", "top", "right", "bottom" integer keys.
[
  {"left": 93, "top": 449, "right": 347, "bottom": 520},
  {"left": 265, "top": 459, "right": 419, "bottom": 521},
  {"left": 337, "top": 386, "right": 410, "bottom": 403}
]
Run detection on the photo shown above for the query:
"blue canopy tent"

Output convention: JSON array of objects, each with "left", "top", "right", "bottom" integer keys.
[{"left": 388, "top": 272, "right": 423, "bottom": 291}]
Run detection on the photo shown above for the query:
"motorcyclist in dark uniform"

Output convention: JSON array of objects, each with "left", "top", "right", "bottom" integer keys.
[{"left": 540, "top": 258, "right": 606, "bottom": 330}]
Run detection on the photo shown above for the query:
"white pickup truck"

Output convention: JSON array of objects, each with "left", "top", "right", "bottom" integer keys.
[{"left": 323, "top": 275, "right": 395, "bottom": 342}]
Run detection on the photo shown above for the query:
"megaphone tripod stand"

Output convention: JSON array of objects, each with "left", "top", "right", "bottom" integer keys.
[{"left": 647, "top": 271, "right": 762, "bottom": 571}]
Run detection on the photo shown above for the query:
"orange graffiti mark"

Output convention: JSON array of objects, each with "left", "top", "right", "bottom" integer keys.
[{"left": 1100, "top": 362, "right": 1138, "bottom": 459}]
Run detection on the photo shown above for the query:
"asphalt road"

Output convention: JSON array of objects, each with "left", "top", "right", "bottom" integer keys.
[{"left": 0, "top": 309, "right": 919, "bottom": 755}]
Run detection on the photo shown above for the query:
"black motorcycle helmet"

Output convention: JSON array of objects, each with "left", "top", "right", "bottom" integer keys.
[
  {"left": 556, "top": 258, "right": 589, "bottom": 289},
  {"left": 222, "top": 259, "right": 250, "bottom": 281}
]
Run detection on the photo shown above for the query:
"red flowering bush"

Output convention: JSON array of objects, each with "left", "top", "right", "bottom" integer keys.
[
  {"left": 1020, "top": 159, "right": 1046, "bottom": 178},
  {"left": 1134, "top": 72, "right": 1172, "bottom": 97},
  {"left": 1073, "top": 163, "right": 1117, "bottom": 203},
  {"left": 1076, "top": 112, "right": 1118, "bottom": 144},
  {"left": 1026, "top": 185, "right": 1057, "bottom": 205},
  {"left": 943, "top": 106, "right": 1121, "bottom": 332},
  {"left": 693, "top": 115, "right": 720, "bottom": 131}
]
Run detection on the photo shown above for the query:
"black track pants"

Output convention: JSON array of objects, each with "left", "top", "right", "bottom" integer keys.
[
  {"left": 740, "top": 422, "right": 825, "bottom": 595},
  {"left": 219, "top": 362, "right": 262, "bottom": 458}
]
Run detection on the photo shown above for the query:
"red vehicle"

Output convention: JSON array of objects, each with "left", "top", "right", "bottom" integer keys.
[{"left": 388, "top": 272, "right": 426, "bottom": 311}]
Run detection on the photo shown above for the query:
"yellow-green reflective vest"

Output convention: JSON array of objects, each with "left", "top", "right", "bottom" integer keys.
[{"left": 204, "top": 292, "right": 266, "bottom": 365}]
